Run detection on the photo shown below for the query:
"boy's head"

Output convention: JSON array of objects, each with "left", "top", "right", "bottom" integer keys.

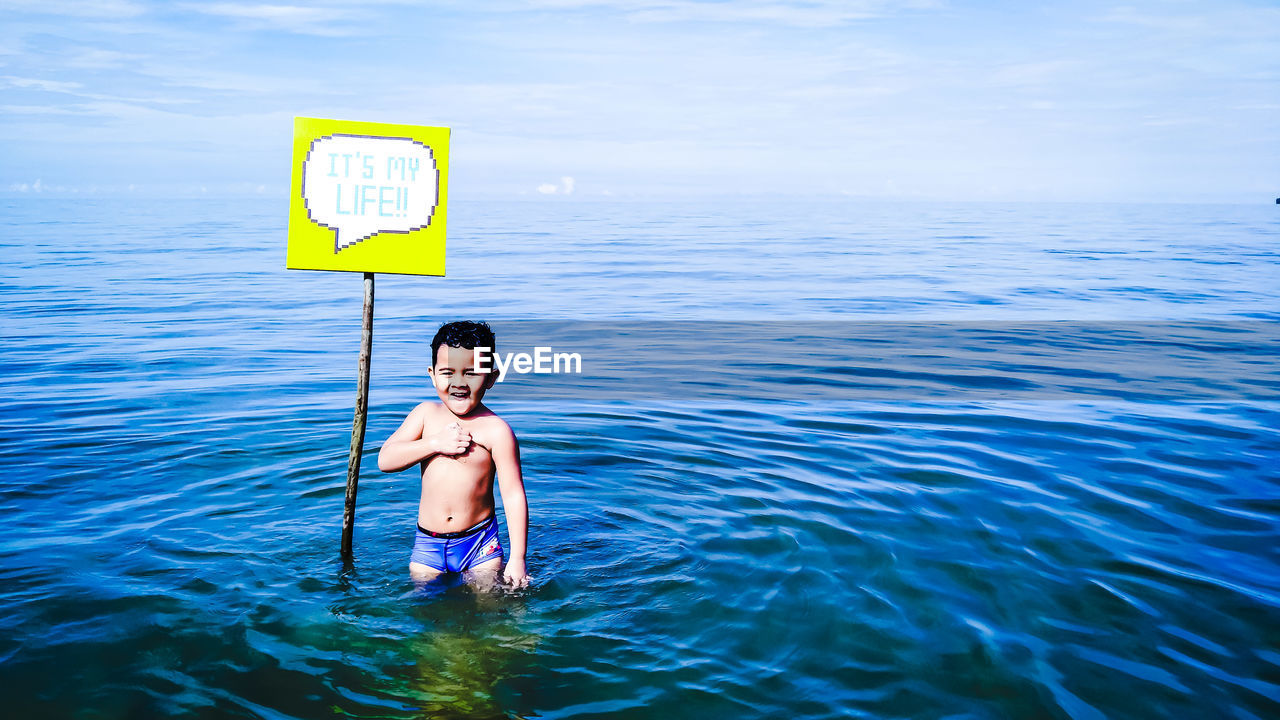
[{"left": 428, "top": 320, "right": 498, "bottom": 417}]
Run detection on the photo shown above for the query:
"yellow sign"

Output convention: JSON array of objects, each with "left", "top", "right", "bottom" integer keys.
[{"left": 287, "top": 116, "right": 449, "bottom": 276}]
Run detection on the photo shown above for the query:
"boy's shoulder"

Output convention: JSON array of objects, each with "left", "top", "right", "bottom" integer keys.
[
  {"left": 469, "top": 405, "right": 514, "bottom": 432},
  {"left": 464, "top": 407, "right": 518, "bottom": 447},
  {"left": 410, "top": 400, "right": 443, "bottom": 420},
  {"left": 408, "top": 400, "right": 450, "bottom": 430}
]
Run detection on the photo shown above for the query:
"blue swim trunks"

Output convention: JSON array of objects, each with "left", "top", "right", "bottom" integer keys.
[{"left": 410, "top": 514, "right": 504, "bottom": 573}]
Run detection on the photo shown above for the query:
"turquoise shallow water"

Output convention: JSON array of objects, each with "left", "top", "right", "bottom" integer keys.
[{"left": 1, "top": 198, "right": 1278, "bottom": 718}]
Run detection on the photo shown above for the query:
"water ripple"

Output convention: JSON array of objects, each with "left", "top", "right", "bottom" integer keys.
[{"left": 2, "top": 199, "right": 1278, "bottom": 718}]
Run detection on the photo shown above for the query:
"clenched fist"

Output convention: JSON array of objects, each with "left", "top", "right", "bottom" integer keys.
[{"left": 429, "top": 421, "right": 471, "bottom": 456}]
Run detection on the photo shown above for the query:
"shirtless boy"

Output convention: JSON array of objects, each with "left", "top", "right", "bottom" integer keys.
[{"left": 377, "top": 321, "right": 530, "bottom": 588}]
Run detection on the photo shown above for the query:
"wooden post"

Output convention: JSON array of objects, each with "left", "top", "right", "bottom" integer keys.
[{"left": 341, "top": 272, "right": 375, "bottom": 558}]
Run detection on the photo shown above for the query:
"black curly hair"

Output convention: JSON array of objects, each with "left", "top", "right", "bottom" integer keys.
[{"left": 430, "top": 320, "right": 496, "bottom": 370}]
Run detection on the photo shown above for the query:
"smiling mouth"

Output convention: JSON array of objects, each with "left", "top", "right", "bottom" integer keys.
[{"left": 449, "top": 390, "right": 470, "bottom": 400}]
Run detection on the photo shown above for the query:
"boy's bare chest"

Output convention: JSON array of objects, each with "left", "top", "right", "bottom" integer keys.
[{"left": 423, "top": 436, "right": 494, "bottom": 475}]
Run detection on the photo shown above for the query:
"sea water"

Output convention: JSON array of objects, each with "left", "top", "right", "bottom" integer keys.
[{"left": 1, "top": 198, "right": 1277, "bottom": 718}]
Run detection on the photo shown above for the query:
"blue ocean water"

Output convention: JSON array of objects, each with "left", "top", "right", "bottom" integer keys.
[{"left": 1, "top": 197, "right": 1278, "bottom": 718}]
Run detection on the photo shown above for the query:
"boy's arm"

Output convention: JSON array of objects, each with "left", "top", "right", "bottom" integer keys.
[
  {"left": 377, "top": 403, "right": 471, "bottom": 472},
  {"left": 491, "top": 421, "right": 530, "bottom": 588}
]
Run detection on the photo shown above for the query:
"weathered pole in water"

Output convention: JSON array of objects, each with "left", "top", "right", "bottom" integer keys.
[{"left": 341, "top": 272, "right": 374, "bottom": 558}]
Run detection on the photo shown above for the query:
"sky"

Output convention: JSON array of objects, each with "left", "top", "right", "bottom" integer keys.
[{"left": 1, "top": 0, "right": 1277, "bottom": 202}]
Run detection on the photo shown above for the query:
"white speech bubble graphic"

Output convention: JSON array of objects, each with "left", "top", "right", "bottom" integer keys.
[{"left": 302, "top": 134, "right": 439, "bottom": 253}]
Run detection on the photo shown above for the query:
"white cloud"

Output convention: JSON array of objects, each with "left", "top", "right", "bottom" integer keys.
[
  {"left": 988, "top": 60, "right": 1084, "bottom": 87},
  {"left": 531, "top": 177, "right": 576, "bottom": 195},
  {"left": 0, "top": 0, "right": 145, "bottom": 17},
  {"left": 63, "top": 48, "right": 140, "bottom": 70},
  {"left": 180, "top": 3, "right": 359, "bottom": 36},
  {"left": 0, "top": 75, "right": 83, "bottom": 92},
  {"left": 510, "top": 0, "right": 942, "bottom": 28},
  {"left": 0, "top": 75, "right": 201, "bottom": 108},
  {"left": 134, "top": 62, "right": 336, "bottom": 96},
  {"left": 0, "top": 104, "right": 84, "bottom": 114}
]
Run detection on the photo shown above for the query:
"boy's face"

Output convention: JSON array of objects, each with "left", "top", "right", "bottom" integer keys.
[{"left": 429, "top": 344, "right": 496, "bottom": 417}]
